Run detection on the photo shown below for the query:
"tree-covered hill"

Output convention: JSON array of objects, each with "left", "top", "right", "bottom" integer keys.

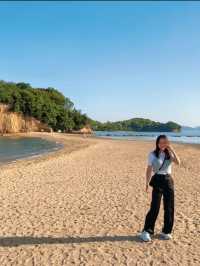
[
  {"left": 89, "top": 117, "right": 181, "bottom": 132},
  {"left": 0, "top": 80, "right": 89, "bottom": 132},
  {"left": 0, "top": 80, "right": 181, "bottom": 133}
]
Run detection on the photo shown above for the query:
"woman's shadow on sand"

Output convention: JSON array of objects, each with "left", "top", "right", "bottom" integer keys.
[{"left": 0, "top": 234, "right": 155, "bottom": 247}]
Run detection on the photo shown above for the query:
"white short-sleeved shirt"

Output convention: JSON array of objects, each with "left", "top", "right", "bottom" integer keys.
[{"left": 148, "top": 151, "right": 173, "bottom": 175}]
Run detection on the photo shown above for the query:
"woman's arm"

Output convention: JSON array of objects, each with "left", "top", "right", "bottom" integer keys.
[
  {"left": 146, "top": 165, "right": 153, "bottom": 192},
  {"left": 167, "top": 145, "right": 181, "bottom": 165}
]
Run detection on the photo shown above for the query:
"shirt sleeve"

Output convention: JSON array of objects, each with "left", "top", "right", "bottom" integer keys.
[{"left": 147, "top": 152, "right": 154, "bottom": 166}]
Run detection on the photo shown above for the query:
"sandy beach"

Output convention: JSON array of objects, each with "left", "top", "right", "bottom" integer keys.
[{"left": 0, "top": 132, "right": 199, "bottom": 265}]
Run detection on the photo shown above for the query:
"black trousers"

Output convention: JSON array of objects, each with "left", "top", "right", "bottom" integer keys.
[{"left": 143, "top": 174, "right": 174, "bottom": 234}]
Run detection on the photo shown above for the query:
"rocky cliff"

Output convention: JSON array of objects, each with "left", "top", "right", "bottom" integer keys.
[{"left": 0, "top": 104, "right": 51, "bottom": 134}]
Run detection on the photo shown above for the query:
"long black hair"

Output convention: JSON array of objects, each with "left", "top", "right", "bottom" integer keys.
[{"left": 153, "top": 134, "right": 170, "bottom": 159}]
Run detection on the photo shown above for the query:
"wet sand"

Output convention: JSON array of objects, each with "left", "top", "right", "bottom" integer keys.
[{"left": 0, "top": 132, "right": 199, "bottom": 265}]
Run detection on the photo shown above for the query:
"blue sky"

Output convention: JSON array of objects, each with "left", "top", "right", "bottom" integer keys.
[{"left": 0, "top": 1, "right": 200, "bottom": 126}]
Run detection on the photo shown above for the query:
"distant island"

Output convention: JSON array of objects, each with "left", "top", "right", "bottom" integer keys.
[
  {"left": 0, "top": 80, "right": 181, "bottom": 133},
  {"left": 90, "top": 118, "right": 181, "bottom": 132}
]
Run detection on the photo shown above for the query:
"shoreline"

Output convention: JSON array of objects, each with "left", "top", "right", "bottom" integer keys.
[
  {"left": 0, "top": 132, "right": 99, "bottom": 169},
  {"left": 92, "top": 134, "right": 200, "bottom": 153},
  {"left": 1, "top": 132, "right": 200, "bottom": 168}
]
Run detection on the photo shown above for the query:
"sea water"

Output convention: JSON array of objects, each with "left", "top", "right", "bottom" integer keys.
[
  {"left": 95, "top": 129, "right": 200, "bottom": 145},
  {"left": 0, "top": 136, "right": 63, "bottom": 164}
]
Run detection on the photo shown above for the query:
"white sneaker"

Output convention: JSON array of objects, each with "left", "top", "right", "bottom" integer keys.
[
  {"left": 139, "top": 231, "right": 151, "bottom": 242},
  {"left": 160, "top": 232, "right": 172, "bottom": 240}
]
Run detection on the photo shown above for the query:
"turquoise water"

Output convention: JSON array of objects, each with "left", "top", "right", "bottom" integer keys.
[
  {"left": 0, "top": 137, "right": 63, "bottom": 164},
  {"left": 95, "top": 129, "right": 200, "bottom": 144}
]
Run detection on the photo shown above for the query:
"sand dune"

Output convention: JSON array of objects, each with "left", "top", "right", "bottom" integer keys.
[{"left": 0, "top": 132, "right": 199, "bottom": 265}]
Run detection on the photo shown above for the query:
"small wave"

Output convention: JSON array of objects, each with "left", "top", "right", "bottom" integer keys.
[{"left": 185, "top": 135, "right": 200, "bottom": 138}]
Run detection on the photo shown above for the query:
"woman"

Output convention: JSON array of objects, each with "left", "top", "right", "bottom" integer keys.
[{"left": 140, "top": 135, "right": 180, "bottom": 242}]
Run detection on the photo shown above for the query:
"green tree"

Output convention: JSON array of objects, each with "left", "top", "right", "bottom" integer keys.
[{"left": 0, "top": 80, "right": 90, "bottom": 132}]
